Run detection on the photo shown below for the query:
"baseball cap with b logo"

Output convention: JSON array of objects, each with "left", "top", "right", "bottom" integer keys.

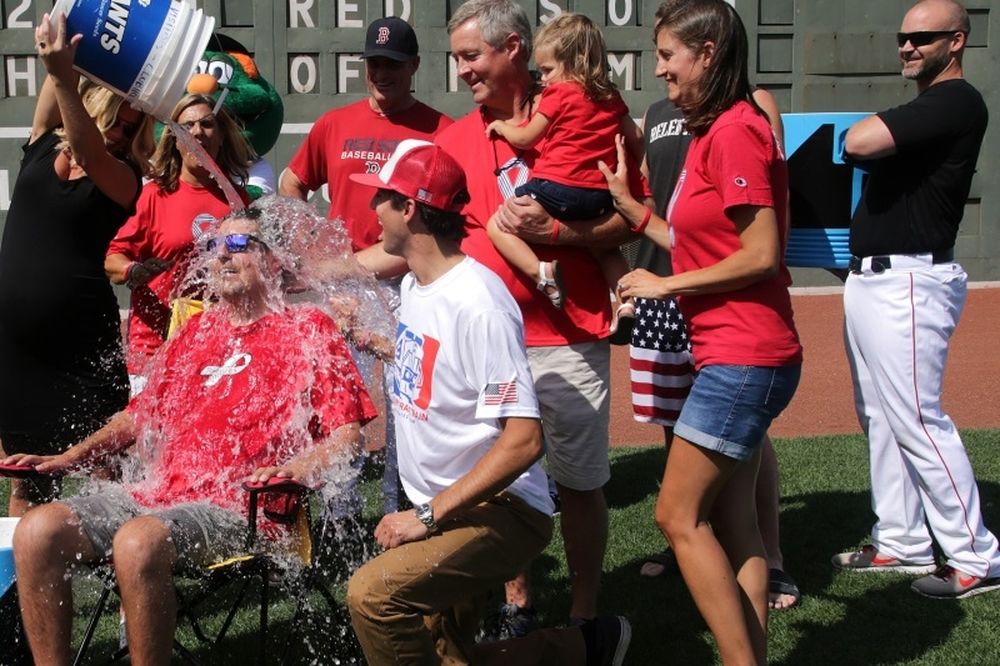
[
  {"left": 349, "top": 140, "right": 469, "bottom": 213},
  {"left": 363, "top": 17, "right": 418, "bottom": 61}
]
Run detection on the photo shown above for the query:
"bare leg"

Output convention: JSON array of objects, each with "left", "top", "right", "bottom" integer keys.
[
  {"left": 13, "top": 502, "right": 100, "bottom": 666},
  {"left": 756, "top": 436, "right": 797, "bottom": 609},
  {"left": 710, "top": 448, "right": 768, "bottom": 662},
  {"left": 594, "top": 248, "right": 630, "bottom": 298},
  {"left": 112, "top": 516, "right": 178, "bottom": 666},
  {"left": 558, "top": 484, "right": 608, "bottom": 621},
  {"left": 757, "top": 437, "right": 783, "bottom": 570},
  {"left": 640, "top": 427, "right": 675, "bottom": 577},
  {"left": 7, "top": 477, "right": 33, "bottom": 517},
  {"left": 487, "top": 215, "right": 544, "bottom": 282},
  {"left": 657, "top": 437, "right": 763, "bottom": 666}
]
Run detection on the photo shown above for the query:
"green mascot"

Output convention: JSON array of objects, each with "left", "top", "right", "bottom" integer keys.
[{"left": 188, "top": 34, "right": 284, "bottom": 199}]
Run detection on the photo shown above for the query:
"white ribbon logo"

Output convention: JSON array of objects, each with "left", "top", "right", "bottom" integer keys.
[{"left": 201, "top": 353, "right": 252, "bottom": 387}]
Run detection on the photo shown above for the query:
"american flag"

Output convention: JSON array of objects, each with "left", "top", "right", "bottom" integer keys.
[
  {"left": 484, "top": 381, "right": 518, "bottom": 406},
  {"left": 629, "top": 296, "right": 693, "bottom": 426}
]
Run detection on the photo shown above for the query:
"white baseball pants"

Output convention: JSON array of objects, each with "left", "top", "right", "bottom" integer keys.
[{"left": 844, "top": 258, "right": 1000, "bottom": 578}]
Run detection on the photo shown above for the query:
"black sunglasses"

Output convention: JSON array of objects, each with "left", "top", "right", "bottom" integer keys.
[
  {"left": 204, "top": 233, "right": 267, "bottom": 253},
  {"left": 896, "top": 30, "right": 960, "bottom": 47}
]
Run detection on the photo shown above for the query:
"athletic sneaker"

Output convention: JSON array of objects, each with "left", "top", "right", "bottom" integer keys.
[
  {"left": 911, "top": 565, "right": 1000, "bottom": 599},
  {"left": 477, "top": 602, "right": 538, "bottom": 643},
  {"left": 831, "top": 544, "right": 937, "bottom": 574},
  {"left": 496, "top": 603, "right": 538, "bottom": 640},
  {"left": 581, "top": 616, "right": 632, "bottom": 666}
]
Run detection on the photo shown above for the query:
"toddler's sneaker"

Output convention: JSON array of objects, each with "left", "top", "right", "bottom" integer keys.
[{"left": 831, "top": 544, "right": 936, "bottom": 574}]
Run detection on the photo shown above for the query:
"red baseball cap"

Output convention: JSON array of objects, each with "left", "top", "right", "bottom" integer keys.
[{"left": 349, "top": 140, "right": 468, "bottom": 213}]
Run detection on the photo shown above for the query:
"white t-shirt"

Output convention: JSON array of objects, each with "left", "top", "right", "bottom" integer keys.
[{"left": 392, "top": 256, "right": 553, "bottom": 516}]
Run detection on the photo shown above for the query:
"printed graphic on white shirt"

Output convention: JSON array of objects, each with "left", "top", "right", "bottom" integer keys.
[
  {"left": 392, "top": 322, "right": 440, "bottom": 421},
  {"left": 481, "top": 381, "right": 518, "bottom": 407}
]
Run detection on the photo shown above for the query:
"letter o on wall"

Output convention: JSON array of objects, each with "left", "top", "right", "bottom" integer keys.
[
  {"left": 289, "top": 55, "right": 317, "bottom": 93},
  {"left": 608, "top": 0, "right": 633, "bottom": 26}
]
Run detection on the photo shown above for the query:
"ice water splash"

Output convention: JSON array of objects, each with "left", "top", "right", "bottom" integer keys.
[
  {"left": 61, "top": 194, "right": 396, "bottom": 661},
  {"left": 168, "top": 120, "right": 246, "bottom": 212}
]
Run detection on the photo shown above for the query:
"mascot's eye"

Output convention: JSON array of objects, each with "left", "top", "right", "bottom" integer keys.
[
  {"left": 208, "top": 61, "right": 235, "bottom": 85},
  {"left": 195, "top": 60, "right": 210, "bottom": 74}
]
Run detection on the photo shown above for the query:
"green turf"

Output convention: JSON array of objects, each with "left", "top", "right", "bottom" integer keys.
[{"left": 3, "top": 430, "right": 999, "bottom": 664}]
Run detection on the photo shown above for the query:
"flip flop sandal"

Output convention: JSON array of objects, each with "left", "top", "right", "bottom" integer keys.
[
  {"left": 537, "top": 260, "right": 565, "bottom": 309},
  {"left": 639, "top": 548, "right": 679, "bottom": 577},
  {"left": 768, "top": 568, "right": 802, "bottom": 609}
]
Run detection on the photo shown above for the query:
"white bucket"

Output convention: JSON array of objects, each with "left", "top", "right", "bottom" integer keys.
[
  {"left": 49, "top": 0, "right": 215, "bottom": 120},
  {"left": 0, "top": 517, "right": 18, "bottom": 597}
]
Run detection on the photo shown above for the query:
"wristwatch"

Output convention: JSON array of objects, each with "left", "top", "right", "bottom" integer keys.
[{"left": 415, "top": 503, "right": 438, "bottom": 533}]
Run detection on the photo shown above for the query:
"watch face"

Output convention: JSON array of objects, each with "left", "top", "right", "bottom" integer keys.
[{"left": 416, "top": 504, "right": 435, "bottom": 528}]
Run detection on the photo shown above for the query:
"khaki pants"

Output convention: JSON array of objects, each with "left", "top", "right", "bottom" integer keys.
[{"left": 347, "top": 493, "right": 586, "bottom": 665}]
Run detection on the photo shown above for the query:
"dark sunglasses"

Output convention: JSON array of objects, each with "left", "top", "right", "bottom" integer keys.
[
  {"left": 896, "top": 30, "right": 959, "bottom": 47},
  {"left": 204, "top": 233, "right": 267, "bottom": 253}
]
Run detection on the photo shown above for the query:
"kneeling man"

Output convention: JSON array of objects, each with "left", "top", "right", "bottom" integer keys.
[
  {"left": 346, "top": 141, "right": 630, "bottom": 665},
  {"left": 6, "top": 206, "right": 377, "bottom": 665}
]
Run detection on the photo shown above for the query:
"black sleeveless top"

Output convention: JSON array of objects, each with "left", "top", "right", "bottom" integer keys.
[
  {"left": 634, "top": 99, "right": 692, "bottom": 277},
  {"left": 0, "top": 130, "right": 136, "bottom": 454}
]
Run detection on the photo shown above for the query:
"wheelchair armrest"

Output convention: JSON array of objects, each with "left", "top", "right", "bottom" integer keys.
[
  {"left": 0, "top": 462, "right": 53, "bottom": 479},
  {"left": 241, "top": 478, "right": 316, "bottom": 550},
  {"left": 242, "top": 477, "right": 312, "bottom": 495}
]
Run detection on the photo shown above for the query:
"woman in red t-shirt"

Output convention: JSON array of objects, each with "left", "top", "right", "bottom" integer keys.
[
  {"left": 106, "top": 94, "right": 253, "bottom": 389},
  {"left": 602, "top": 1, "right": 802, "bottom": 662}
]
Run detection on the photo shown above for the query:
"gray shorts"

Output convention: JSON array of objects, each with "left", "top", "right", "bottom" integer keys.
[
  {"left": 63, "top": 487, "right": 246, "bottom": 569},
  {"left": 527, "top": 340, "right": 611, "bottom": 491}
]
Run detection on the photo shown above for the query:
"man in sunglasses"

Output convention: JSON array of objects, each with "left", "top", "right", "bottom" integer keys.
[
  {"left": 832, "top": 0, "right": 1000, "bottom": 599},
  {"left": 4, "top": 208, "right": 378, "bottom": 663}
]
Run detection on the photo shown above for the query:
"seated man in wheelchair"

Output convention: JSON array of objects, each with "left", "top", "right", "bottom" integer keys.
[{"left": 3, "top": 205, "right": 377, "bottom": 666}]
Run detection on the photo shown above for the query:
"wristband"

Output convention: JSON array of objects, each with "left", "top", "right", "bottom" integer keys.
[
  {"left": 549, "top": 220, "right": 561, "bottom": 244},
  {"left": 633, "top": 207, "right": 652, "bottom": 234},
  {"left": 123, "top": 261, "right": 140, "bottom": 288}
]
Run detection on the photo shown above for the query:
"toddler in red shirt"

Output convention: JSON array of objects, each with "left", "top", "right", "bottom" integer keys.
[{"left": 486, "top": 13, "right": 642, "bottom": 342}]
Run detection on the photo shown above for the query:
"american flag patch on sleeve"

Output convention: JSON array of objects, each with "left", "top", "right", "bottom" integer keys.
[{"left": 483, "top": 381, "right": 518, "bottom": 406}]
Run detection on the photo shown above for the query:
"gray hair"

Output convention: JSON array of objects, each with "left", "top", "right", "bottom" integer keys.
[{"left": 448, "top": 0, "right": 533, "bottom": 60}]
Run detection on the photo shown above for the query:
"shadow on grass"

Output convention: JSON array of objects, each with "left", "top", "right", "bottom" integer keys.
[
  {"left": 74, "top": 573, "right": 365, "bottom": 665},
  {"left": 605, "top": 446, "right": 665, "bottom": 511},
  {"left": 601, "top": 446, "right": 1000, "bottom": 664},
  {"left": 770, "top": 483, "right": 1000, "bottom": 666}
]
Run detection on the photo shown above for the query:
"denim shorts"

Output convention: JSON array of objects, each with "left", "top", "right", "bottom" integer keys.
[
  {"left": 674, "top": 364, "right": 801, "bottom": 461},
  {"left": 515, "top": 178, "right": 614, "bottom": 221}
]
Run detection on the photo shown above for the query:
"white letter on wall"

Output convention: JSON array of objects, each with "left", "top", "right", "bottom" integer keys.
[
  {"left": 289, "top": 0, "right": 316, "bottom": 28},
  {"left": 338, "top": 55, "right": 364, "bottom": 92},
  {"left": 339, "top": 1, "right": 363, "bottom": 28},
  {"left": 384, "top": 0, "right": 412, "bottom": 21},
  {"left": 538, "top": 0, "right": 562, "bottom": 23},
  {"left": 607, "top": 0, "right": 633, "bottom": 26},
  {"left": 289, "top": 56, "right": 318, "bottom": 93},
  {"left": 607, "top": 53, "right": 636, "bottom": 91},
  {"left": 5, "top": 57, "right": 36, "bottom": 97}
]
